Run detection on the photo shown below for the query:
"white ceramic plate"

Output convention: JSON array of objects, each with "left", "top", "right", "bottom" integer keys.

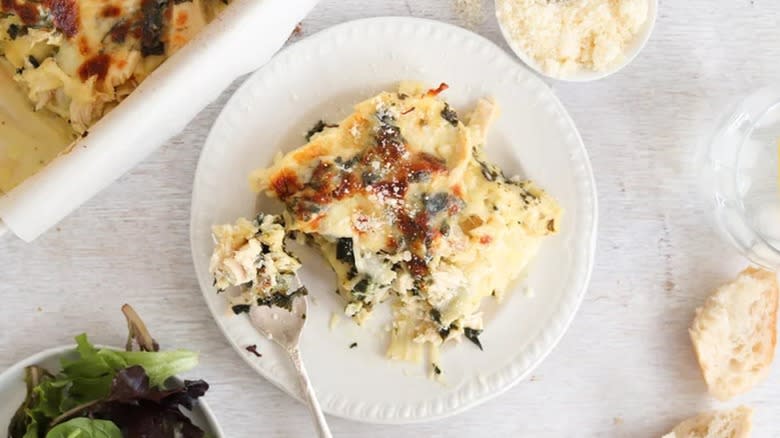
[
  {"left": 0, "top": 346, "right": 224, "bottom": 436},
  {"left": 495, "top": 0, "right": 658, "bottom": 82},
  {"left": 190, "top": 17, "right": 597, "bottom": 424}
]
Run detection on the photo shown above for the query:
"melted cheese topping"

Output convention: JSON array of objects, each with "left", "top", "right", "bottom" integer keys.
[
  {"left": 0, "top": 0, "right": 229, "bottom": 192},
  {"left": 244, "top": 83, "right": 563, "bottom": 361}
]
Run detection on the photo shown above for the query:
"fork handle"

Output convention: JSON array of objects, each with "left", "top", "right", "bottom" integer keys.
[{"left": 289, "top": 347, "right": 333, "bottom": 438}]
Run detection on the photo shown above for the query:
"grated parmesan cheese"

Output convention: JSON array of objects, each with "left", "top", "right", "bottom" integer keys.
[
  {"left": 497, "top": 0, "right": 649, "bottom": 77},
  {"left": 349, "top": 123, "right": 360, "bottom": 139}
]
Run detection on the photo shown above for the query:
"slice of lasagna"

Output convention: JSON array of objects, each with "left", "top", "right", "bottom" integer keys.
[{"left": 244, "top": 83, "right": 562, "bottom": 361}]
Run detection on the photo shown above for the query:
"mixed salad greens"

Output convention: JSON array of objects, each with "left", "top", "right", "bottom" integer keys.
[{"left": 8, "top": 305, "right": 210, "bottom": 438}]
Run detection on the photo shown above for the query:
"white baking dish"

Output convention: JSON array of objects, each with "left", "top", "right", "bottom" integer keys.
[{"left": 0, "top": 0, "right": 319, "bottom": 242}]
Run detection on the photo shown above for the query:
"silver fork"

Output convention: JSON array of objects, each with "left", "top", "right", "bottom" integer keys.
[{"left": 249, "top": 294, "right": 333, "bottom": 438}]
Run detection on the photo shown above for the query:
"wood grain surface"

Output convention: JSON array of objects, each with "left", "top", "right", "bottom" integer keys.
[{"left": 2, "top": 0, "right": 780, "bottom": 436}]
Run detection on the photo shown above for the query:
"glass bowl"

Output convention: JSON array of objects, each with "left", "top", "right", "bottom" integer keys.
[{"left": 699, "top": 87, "right": 780, "bottom": 269}]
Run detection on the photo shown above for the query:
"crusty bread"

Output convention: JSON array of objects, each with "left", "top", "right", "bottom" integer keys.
[
  {"left": 689, "top": 267, "right": 778, "bottom": 401},
  {"left": 662, "top": 406, "right": 753, "bottom": 438}
]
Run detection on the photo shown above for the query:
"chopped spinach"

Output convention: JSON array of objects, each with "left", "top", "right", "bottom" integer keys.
[
  {"left": 140, "top": 0, "right": 168, "bottom": 56},
  {"left": 440, "top": 104, "right": 459, "bottom": 126},
  {"left": 376, "top": 108, "right": 395, "bottom": 125},
  {"left": 432, "top": 364, "right": 442, "bottom": 375},
  {"left": 336, "top": 237, "right": 355, "bottom": 265},
  {"left": 352, "top": 278, "right": 371, "bottom": 294},
  {"left": 345, "top": 155, "right": 361, "bottom": 168},
  {"left": 464, "top": 327, "right": 483, "bottom": 351},
  {"left": 473, "top": 147, "right": 505, "bottom": 182},
  {"left": 361, "top": 171, "right": 380, "bottom": 185},
  {"left": 256, "top": 286, "right": 308, "bottom": 312},
  {"left": 409, "top": 169, "right": 431, "bottom": 183},
  {"left": 231, "top": 304, "right": 251, "bottom": 315},
  {"left": 251, "top": 213, "right": 266, "bottom": 228},
  {"left": 305, "top": 120, "right": 337, "bottom": 141},
  {"left": 349, "top": 342, "right": 357, "bottom": 349},
  {"left": 7, "top": 23, "right": 25, "bottom": 40},
  {"left": 294, "top": 200, "right": 323, "bottom": 220},
  {"left": 27, "top": 55, "right": 39, "bottom": 68},
  {"left": 429, "top": 308, "right": 442, "bottom": 324},
  {"left": 422, "top": 192, "right": 450, "bottom": 215},
  {"left": 346, "top": 265, "right": 358, "bottom": 280},
  {"left": 479, "top": 162, "right": 499, "bottom": 181},
  {"left": 334, "top": 154, "right": 360, "bottom": 170}
]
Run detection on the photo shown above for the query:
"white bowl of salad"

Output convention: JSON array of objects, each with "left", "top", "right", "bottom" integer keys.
[{"left": 0, "top": 305, "right": 223, "bottom": 438}]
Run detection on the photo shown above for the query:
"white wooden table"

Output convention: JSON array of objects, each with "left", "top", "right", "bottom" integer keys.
[{"left": 2, "top": 1, "right": 780, "bottom": 436}]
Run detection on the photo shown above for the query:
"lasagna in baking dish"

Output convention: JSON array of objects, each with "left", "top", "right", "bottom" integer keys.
[
  {"left": 0, "top": 0, "right": 230, "bottom": 192},
  {"left": 211, "top": 83, "right": 562, "bottom": 362}
]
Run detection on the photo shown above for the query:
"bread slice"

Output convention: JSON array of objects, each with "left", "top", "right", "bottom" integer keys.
[
  {"left": 690, "top": 267, "right": 778, "bottom": 400},
  {"left": 662, "top": 406, "right": 753, "bottom": 438}
]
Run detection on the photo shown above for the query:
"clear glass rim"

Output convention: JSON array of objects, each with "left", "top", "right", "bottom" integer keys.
[
  {"left": 701, "top": 86, "right": 780, "bottom": 269},
  {"left": 734, "top": 89, "right": 780, "bottom": 264}
]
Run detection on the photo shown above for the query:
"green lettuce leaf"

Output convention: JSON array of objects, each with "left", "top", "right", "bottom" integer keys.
[
  {"left": 8, "top": 366, "right": 68, "bottom": 438},
  {"left": 61, "top": 334, "right": 198, "bottom": 391},
  {"left": 44, "top": 418, "right": 121, "bottom": 438},
  {"left": 101, "top": 350, "right": 199, "bottom": 388}
]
